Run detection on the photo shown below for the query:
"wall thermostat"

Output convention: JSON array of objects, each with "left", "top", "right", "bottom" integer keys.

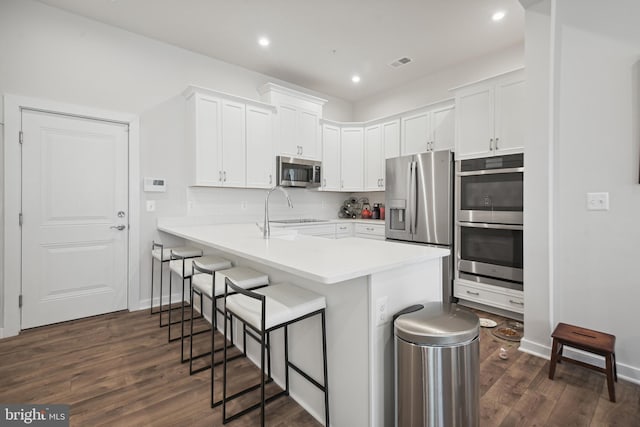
[{"left": 143, "top": 177, "right": 167, "bottom": 192}]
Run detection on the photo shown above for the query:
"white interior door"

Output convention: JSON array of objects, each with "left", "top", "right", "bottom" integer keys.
[{"left": 21, "top": 109, "right": 129, "bottom": 329}]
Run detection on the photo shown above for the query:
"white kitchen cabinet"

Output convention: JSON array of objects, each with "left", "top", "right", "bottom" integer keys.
[
  {"left": 184, "top": 86, "right": 276, "bottom": 188},
  {"left": 185, "top": 93, "right": 245, "bottom": 187},
  {"left": 454, "top": 69, "right": 524, "bottom": 159},
  {"left": 354, "top": 222, "right": 385, "bottom": 240},
  {"left": 454, "top": 280, "right": 524, "bottom": 315},
  {"left": 246, "top": 105, "right": 275, "bottom": 188},
  {"left": 296, "top": 223, "right": 337, "bottom": 239},
  {"left": 340, "top": 127, "right": 364, "bottom": 191},
  {"left": 335, "top": 223, "right": 354, "bottom": 238},
  {"left": 382, "top": 119, "right": 401, "bottom": 159},
  {"left": 259, "top": 83, "right": 327, "bottom": 161},
  {"left": 186, "top": 93, "right": 221, "bottom": 186},
  {"left": 220, "top": 99, "right": 246, "bottom": 187},
  {"left": 364, "top": 119, "right": 400, "bottom": 191},
  {"left": 401, "top": 103, "right": 454, "bottom": 156},
  {"left": 321, "top": 124, "right": 341, "bottom": 191},
  {"left": 364, "top": 124, "right": 383, "bottom": 191}
]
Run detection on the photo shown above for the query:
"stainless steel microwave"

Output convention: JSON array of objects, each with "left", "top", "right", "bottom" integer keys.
[{"left": 276, "top": 156, "right": 321, "bottom": 188}]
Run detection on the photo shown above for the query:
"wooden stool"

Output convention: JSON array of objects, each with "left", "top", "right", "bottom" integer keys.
[{"left": 549, "top": 322, "right": 617, "bottom": 402}]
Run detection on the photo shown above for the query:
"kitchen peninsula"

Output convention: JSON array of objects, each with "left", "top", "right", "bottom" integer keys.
[{"left": 158, "top": 219, "right": 448, "bottom": 427}]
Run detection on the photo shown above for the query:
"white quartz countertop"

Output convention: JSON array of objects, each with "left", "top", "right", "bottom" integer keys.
[{"left": 158, "top": 222, "right": 449, "bottom": 284}]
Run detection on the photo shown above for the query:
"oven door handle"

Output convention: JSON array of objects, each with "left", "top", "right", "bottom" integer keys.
[
  {"left": 457, "top": 167, "right": 524, "bottom": 176},
  {"left": 458, "top": 222, "right": 523, "bottom": 231}
]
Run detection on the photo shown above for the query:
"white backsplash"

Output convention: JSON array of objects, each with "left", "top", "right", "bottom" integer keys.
[{"left": 186, "top": 187, "right": 347, "bottom": 223}]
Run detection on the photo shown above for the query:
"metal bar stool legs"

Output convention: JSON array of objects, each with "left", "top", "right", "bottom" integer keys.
[
  {"left": 154, "top": 244, "right": 202, "bottom": 327},
  {"left": 191, "top": 266, "right": 270, "bottom": 409},
  {"left": 222, "top": 280, "right": 330, "bottom": 427}
]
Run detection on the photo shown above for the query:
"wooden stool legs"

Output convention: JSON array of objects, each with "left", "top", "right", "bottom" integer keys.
[{"left": 548, "top": 323, "right": 617, "bottom": 403}]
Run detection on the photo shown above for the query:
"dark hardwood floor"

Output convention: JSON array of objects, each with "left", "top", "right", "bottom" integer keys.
[{"left": 0, "top": 308, "right": 638, "bottom": 426}]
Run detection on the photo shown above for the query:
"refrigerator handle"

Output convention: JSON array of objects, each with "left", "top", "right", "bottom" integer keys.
[{"left": 409, "top": 161, "right": 417, "bottom": 235}]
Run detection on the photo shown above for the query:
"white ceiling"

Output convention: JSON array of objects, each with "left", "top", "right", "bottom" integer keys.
[{"left": 36, "top": 0, "right": 525, "bottom": 102}]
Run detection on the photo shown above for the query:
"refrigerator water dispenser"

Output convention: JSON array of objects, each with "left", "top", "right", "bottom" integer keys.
[{"left": 388, "top": 199, "right": 407, "bottom": 231}]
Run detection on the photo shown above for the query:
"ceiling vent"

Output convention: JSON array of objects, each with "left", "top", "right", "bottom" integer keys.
[{"left": 390, "top": 57, "right": 412, "bottom": 68}]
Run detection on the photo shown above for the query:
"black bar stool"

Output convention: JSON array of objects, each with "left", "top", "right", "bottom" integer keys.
[
  {"left": 222, "top": 280, "right": 329, "bottom": 427},
  {"left": 168, "top": 252, "right": 223, "bottom": 362},
  {"left": 191, "top": 265, "right": 269, "bottom": 407},
  {"left": 151, "top": 242, "right": 201, "bottom": 327}
]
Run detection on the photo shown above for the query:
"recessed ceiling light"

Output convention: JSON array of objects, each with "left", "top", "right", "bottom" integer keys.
[
  {"left": 352, "top": 75, "right": 361, "bottom": 84},
  {"left": 258, "top": 37, "right": 270, "bottom": 47},
  {"left": 492, "top": 10, "right": 506, "bottom": 21}
]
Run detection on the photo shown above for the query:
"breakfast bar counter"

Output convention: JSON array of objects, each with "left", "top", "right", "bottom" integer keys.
[{"left": 158, "top": 220, "right": 449, "bottom": 427}]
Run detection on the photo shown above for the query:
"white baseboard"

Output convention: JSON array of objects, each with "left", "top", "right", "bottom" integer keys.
[
  {"left": 519, "top": 337, "right": 550, "bottom": 360},
  {"left": 137, "top": 292, "right": 189, "bottom": 311},
  {"left": 519, "top": 338, "right": 640, "bottom": 386}
]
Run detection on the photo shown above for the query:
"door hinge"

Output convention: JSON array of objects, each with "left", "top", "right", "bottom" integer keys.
[
  {"left": 19, "top": 131, "right": 24, "bottom": 144},
  {"left": 19, "top": 212, "right": 23, "bottom": 226},
  {"left": 19, "top": 295, "right": 23, "bottom": 308}
]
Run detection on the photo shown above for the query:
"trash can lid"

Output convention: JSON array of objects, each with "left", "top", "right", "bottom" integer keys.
[{"left": 394, "top": 302, "right": 479, "bottom": 346}]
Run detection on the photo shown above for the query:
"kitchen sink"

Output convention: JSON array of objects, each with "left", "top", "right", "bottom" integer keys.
[{"left": 269, "top": 219, "right": 329, "bottom": 224}]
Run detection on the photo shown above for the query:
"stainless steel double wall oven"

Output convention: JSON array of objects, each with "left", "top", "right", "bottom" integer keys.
[{"left": 456, "top": 154, "right": 523, "bottom": 291}]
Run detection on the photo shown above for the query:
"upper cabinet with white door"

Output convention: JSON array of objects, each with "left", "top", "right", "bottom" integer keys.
[
  {"left": 184, "top": 85, "right": 276, "bottom": 188},
  {"left": 245, "top": 104, "right": 275, "bottom": 188},
  {"left": 340, "top": 127, "right": 364, "bottom": 191},
  {"left": 401, "top": 101, "right": 454, "bottom": 155},
  {"left": 453, "top": 68, "right": 525, "bottom": 159},
  {"left": 259, "top": 83, "right": 327, "bottom": 160},
  {"left": 364, "top": 119, "right": 400, "bottom": 191},
  {"left": 321, "top": 123, "right": 341, "bottom": 191}
]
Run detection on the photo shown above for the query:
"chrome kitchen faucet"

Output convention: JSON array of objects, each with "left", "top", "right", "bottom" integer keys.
[{"left": 259, "top": 185, "right": 293, "bottom": 238}]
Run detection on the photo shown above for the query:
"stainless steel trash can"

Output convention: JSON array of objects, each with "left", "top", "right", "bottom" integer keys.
[{"left": 394, "top": 302, "right": 479, "bottom": 427}]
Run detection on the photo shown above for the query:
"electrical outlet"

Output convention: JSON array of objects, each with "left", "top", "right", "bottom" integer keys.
[
  {"left": 375, "top": 296, "right": 388, "bottom": 326},
  {"left": 241, "top": 201, "right": 248, "bottom": 210},
  {"left": 586, "top": 192, "right": 609, "bottom": 211},
  {"left": 146, "top": 200, "right": 156, "bottom": 212}
]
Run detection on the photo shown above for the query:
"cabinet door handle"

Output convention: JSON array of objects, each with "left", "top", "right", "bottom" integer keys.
[
  {"left": 300, "top": 146, "right": 303, "bottom": 155},
  {"left": 489, "top": 138, "right": 494, "bottom": 151},
  {"left": 466, "top": 290, "right": 480, "bottom": 296},
  {"left": 509, "top": 299, "right": 524, "bottom": 306},
  {"left": 219, "top": 171, "right": 222, "bottom": 182},
  {"left": 339, "top": 226, "right": 347, "bottom": 230},
  {"left": 366, "top": 227, "right": 374, "bottom": 231},
  {"left": 323, "top": 178, "right": 326, "bottom": 187},
  {"left": 495, "top": 137, "right": 499, "bottom": 150},
  {"left": 269, "top": 174, "right": 272, "bottom": 185},
  {"left": 380, "top": 178, "right": 384, "bottom": 187},
  {"left": 341, "top": 180, "right": 344, "bottom": 189},
  {"left": 223, "top": 171, "right": 227, "bottom": 182}
]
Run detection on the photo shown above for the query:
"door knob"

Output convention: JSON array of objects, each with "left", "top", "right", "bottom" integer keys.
[{"left": 110, "top": 225, "right": 126, "bottom": 231}]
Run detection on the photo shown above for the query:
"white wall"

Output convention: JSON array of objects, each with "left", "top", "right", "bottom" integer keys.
[
  {"left": 520, "top": 0, "right": 553, "bottom": 357},
  {"left": 352, "top": 44, "right": 525, "bottom": 121},
  {"left": 0, "top": 0, "right": 355, "bottom": 327},
  {"left": 0, "top": 123, "right": 4, "bottom": 335},
  {"left": 522, "top": 0, "right": 640, "bottom": 383},
  {"left": 0, "top": 0, "right": 353, "bottom": 121}
]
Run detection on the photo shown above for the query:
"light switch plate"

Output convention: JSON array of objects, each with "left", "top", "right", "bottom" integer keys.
[
  {"left": 586, "top": 192, "right": 609, "bottom": 211},
  {"left": 146, "top": 200, "right": 156, "bottom": 212}
]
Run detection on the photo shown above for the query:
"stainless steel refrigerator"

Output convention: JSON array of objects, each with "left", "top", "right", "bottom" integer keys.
[{"left": 385, "top": 150, "right": 454, "bottom": 301}]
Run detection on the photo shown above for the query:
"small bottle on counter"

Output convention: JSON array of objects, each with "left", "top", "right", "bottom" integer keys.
[
  {"left": 372, "top": 203, "right": 380, "bottom": 220},
  {"left": 380, "top": 204, "right": 385, "bottom": 220}
]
